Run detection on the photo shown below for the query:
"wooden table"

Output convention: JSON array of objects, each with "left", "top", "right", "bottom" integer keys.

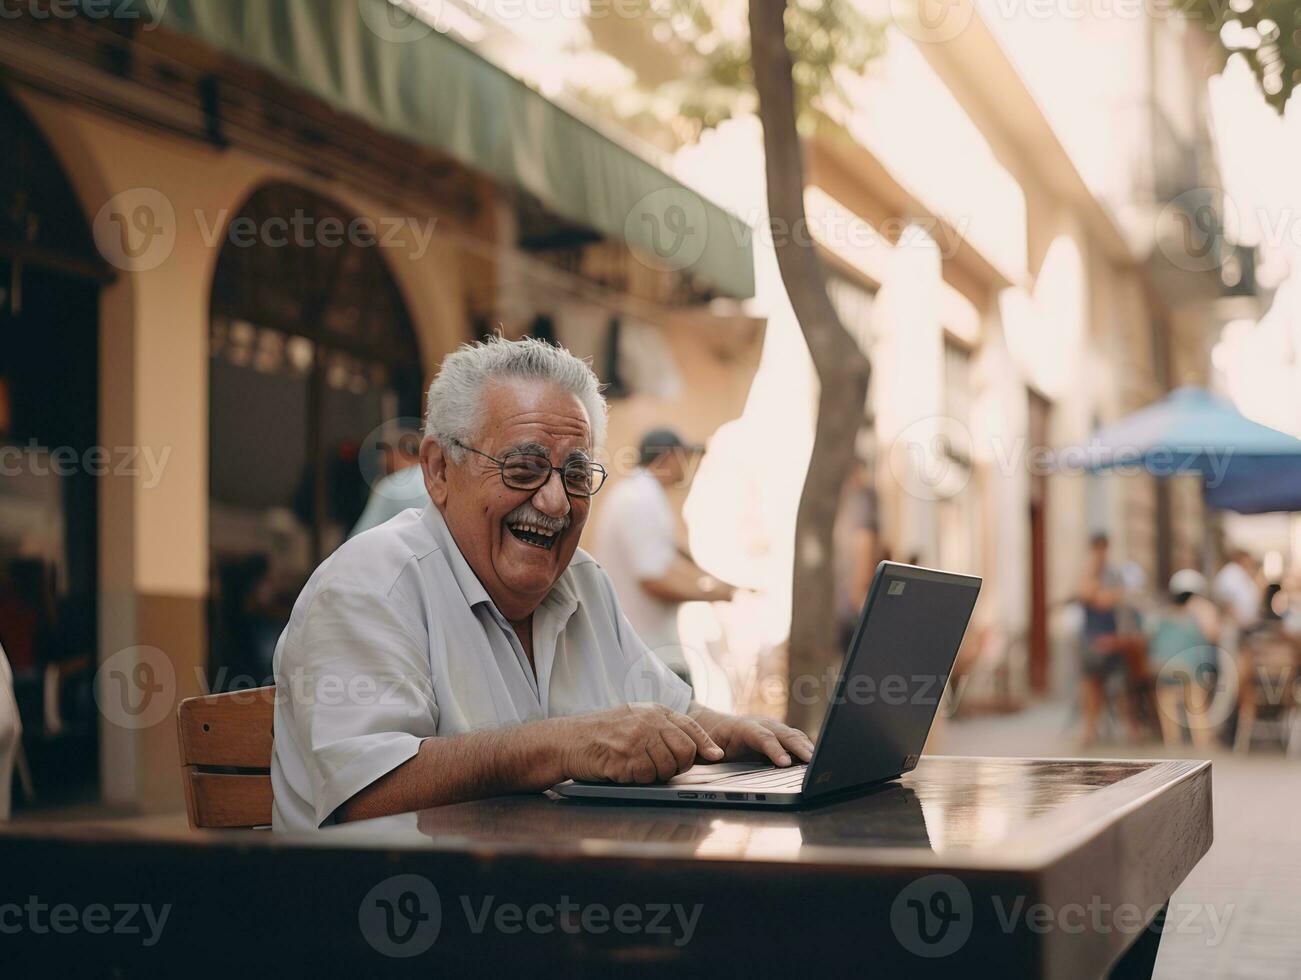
[{"left": 0, "top": 756, "right": 1211, "bottom": 978}]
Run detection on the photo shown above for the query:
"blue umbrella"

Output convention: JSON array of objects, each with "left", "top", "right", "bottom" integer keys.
[
  {"left": 1204, "top": 456, "right": 1301, "bottom": 513},
  {"left": 1076, "top": 386, "right": 1301, "bottom": 514}
]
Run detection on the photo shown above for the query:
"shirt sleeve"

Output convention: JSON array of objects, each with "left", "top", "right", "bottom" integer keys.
[
  {"left": 597, "top": 570, "right": 692, "bottom": 713},
  {"left": 277, "top": 585, "right": 437, "bottom": 827}
]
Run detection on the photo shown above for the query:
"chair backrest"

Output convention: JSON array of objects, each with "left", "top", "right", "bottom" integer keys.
[{"left": 176, "top": 686, "right": 275, "bottom": 829}]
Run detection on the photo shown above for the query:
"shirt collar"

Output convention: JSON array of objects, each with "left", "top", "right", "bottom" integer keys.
[
  {"left": 420, "top": 504, "right": 580, "bottom": 624},
  {"left": 421, "top": 505, "right": 492, "bottom": 609}
]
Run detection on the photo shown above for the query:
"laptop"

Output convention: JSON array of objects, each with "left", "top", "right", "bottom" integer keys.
[{"left": 554, "top": 561, "right": 981, "bottom": 808}]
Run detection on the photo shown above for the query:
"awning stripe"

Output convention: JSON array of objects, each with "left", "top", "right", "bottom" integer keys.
[{"left": 114, "top": 0, "right": 755, "bottom": 299}]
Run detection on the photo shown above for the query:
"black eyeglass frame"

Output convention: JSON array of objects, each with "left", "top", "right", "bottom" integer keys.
[{"left": 451, "top": 439, "right": 608, "bottom": 497}]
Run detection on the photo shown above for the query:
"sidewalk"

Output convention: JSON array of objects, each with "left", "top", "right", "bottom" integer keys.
[{"left": 933, "top": 701, "right": 1301, "bottom": 980}]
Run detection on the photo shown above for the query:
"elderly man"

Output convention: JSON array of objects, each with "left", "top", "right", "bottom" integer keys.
[{"left": 272, "top": 337, "right": 812, "bottom": 831}]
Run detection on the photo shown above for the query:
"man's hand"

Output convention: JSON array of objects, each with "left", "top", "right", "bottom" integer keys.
[
  {"left": 556, "top": 703, "right": 725, "bottom": 784},
  {"left": 689, "top": 705, "right": 814, "bottom": 768}
]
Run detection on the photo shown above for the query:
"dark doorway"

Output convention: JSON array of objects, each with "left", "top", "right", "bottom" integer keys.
[
  {"left": 0, "top": 90, "right": 104, "bottom": 810},
  {"left": 206, "top": 183, "right": 422, "bottom": 691}
]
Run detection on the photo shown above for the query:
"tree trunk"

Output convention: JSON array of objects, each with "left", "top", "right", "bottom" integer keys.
[{"left": 748, "top": 0, "right": 871, "bottom": 735}]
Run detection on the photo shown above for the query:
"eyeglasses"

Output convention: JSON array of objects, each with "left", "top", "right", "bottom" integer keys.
[{"left": 452, "top": 440, "right": 608, "bottom": 497}]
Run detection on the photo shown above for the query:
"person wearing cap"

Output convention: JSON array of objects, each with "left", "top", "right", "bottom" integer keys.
[
  {"left": 1145, "top": 569, "right": 1220, "bottom": 748},
  {"left": 594, "top": 428, "right": 738, "bottom": 684}
]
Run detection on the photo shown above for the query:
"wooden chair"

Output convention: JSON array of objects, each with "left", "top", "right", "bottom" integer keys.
[{"left": 176, "top": 686, "right": 276, "bottom": 829}]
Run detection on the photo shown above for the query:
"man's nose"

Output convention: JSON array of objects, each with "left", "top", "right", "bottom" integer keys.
[{"left": 531, "top": 469, "right": 571, "bottom": 517}]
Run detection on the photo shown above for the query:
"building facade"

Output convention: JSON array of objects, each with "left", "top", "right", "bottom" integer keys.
[{"left": 0, "top": 0, "right": 759, "bottom": 813}]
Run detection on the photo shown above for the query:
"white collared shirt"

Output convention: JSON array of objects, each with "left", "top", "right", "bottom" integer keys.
[
  {"left": 271, "top": 505, "right": 690, "bottom": 831},
  {"left": 593, "top": 468, "right": 682, "bottom": 662}
]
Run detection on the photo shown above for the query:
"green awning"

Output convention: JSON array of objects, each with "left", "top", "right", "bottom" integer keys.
[{"left": 121, "top": 0, "right": 754, "bottom": 299}]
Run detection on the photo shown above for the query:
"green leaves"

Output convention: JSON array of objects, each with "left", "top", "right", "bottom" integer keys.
[{"left": 1185, "top": 0, "right": 1300, "bottom": 112}]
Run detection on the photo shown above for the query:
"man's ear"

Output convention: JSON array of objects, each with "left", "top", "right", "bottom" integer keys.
[{"left": 421, "top": 435, "right": 450, "bottom": 508}]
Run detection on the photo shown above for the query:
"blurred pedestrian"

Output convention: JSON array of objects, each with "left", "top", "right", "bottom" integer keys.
[
  {"left": 833, "top": 460, "right": 877, "bottom": 649},
  {"left": 1076, "top": 533, "right": 1143, "bottom": 744},
  {"left": 594, "top": 429, "right": 736, "bottom": 683},
  {"left": 1145, "top": 569, "right": 1219, "bottom": 748},
  {"left": 1214, "top": 548, "right": 1263, "bottom": 636},
  {"left": 0, "top": 640, "right": 18, "bottom": 820},
  {"left": 350, "top": 424, "right": 427, "bottom": 537}
]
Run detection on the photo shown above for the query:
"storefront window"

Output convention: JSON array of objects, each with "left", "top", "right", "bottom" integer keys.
[
  {"left": 207, "top": 183, "right": 422, "bottom": 689},
  {"left": 0, "top": 92, "right": 103, "bottom": 809}
]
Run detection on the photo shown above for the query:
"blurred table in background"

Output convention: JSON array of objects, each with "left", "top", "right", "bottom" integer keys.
[{"left": 0, "top": 756, "right": 1211, "bottom": 978}]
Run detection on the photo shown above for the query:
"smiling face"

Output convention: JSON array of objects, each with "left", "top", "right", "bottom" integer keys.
[{"left": 422, "top": 377, "right": 593, "bottom": 622}]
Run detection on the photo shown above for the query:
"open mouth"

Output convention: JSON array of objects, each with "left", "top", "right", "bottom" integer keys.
[{"left": 505, "top": 521, "right": 560, "bottom": 551}]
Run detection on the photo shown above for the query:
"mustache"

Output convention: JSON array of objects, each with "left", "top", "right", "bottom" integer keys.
[{"left": 503, "top": 501, "right": 571, "bottom": 532}]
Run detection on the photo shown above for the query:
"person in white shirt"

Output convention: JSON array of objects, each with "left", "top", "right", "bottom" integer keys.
[
  {"left": 271, "top": 338, "right": 811, "bottom": 831},
  {"left": 1213, "top": 550, "right": 1262, "bottom": 630},
  {"left": 0, "top": 641, "right": 18, "bottom": 820},
  {"left": 594, "top": 429, "right": 736, "bottom": 681},
  {"left": 349, "top": 425, "right": 428, "bottom": 538}
]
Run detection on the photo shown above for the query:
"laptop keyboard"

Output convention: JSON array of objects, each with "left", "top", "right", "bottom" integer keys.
[{"left": 703, "top": 765, "right": 808, "bottom": 789}]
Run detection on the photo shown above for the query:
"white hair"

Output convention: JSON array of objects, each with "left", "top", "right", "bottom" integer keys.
[{"left": 424, "top": 336, "right": 607, "bottom": 460}]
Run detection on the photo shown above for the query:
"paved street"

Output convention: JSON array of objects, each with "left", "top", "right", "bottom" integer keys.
[{"left": 934, "top": 701, "right": 1301, "bottom": 979}]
